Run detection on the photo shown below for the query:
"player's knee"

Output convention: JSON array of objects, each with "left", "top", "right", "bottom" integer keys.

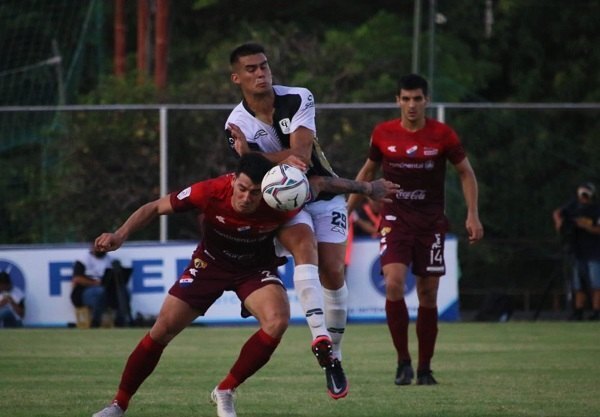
[
  {"left": 384, "top": 275, "right": 404, "bottom": 298},
  {"left": 262, "top": 310, "right": 289, "bottom": 338},
  {"left": 417, "top": 287, "right": 438, "bottom": 306},
  {"left": 319, "top": 265, "right": 346, "bottom": 289}
]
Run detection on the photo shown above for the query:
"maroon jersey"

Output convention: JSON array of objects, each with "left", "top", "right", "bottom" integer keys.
[
  {"left": 170, "top": 173, "right": 297, "bottom": 271},
  {"left": 369, "top": 118, "right": 466, "bottom": 232}
]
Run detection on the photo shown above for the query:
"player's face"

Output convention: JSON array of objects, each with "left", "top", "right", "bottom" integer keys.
[
  {"left": 396, "top": 88, "right": 428, "bottom": 123},
  {"left": 231, "top": 173, "right": 264, "bottom": 214},
  {"left": 231, "top": 53, "right": 273, "bottom": 95}
]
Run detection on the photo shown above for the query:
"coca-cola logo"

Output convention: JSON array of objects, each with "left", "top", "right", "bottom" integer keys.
[{"left": 395, "top": 188, "right": 426, "bottom": 200}]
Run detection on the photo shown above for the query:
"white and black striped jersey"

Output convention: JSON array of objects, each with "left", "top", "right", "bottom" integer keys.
[{"left": 225, "top": 85, "right": 337, "bottom": 181}]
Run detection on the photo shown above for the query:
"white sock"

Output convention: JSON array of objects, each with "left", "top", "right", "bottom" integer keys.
[
  {"left": 294, "top": 264, "right": 329, "bottom": 340},
  {"left": 323, "top": 283, "right": 348, "bottom": 361}
]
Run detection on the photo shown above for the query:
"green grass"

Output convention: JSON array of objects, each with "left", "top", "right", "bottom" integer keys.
[{"left": 1, "top": 322, "right": 599, "bottom": 417}]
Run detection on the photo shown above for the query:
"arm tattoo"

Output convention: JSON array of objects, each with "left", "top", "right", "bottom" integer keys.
[{"left": 318, "top": 177, "right": 371, "bottom": 195}]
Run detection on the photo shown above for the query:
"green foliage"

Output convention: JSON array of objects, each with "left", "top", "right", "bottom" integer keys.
[{"left": 1, "top": 1, "right": 599, "bottom": 299}]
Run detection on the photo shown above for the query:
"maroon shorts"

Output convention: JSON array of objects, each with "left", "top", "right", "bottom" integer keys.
[
  {"left": 380, "top": 226, "right": 446, "bottom": 277},
  {"left": 168, "top": 256, "right": 284, "bottom": 318}
]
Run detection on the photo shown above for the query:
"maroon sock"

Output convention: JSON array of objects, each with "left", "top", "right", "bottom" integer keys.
[
  {"left": 114, "top": 333, "right": 166, "bottom": 410},
  {"left": 218, "top": 329, "right": 281, "bottom": 390},
  {"left": 416, "top": 306, "right": 438, "bottom": 372},
  {"left": 385, "top": 299, "right": 411, "bottom": 362}
]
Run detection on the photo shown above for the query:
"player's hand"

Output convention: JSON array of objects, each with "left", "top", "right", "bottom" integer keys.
[
  {"left": 280, "top": 154, "right": 308, "bottom": 172},
  {"left": 369, "top": 179, "right": 400, "bottom": 203},
  {"left": 228, "top": 122, "right": 250, "bottom": 156},
  {"left": 465, "top": 216, "right": 484, "bottom": 244},
  {"left": 94, "top": 233, "right": 124, "bottom": 253}
]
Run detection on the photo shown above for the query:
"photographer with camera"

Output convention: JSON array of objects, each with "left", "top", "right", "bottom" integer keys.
[{"left": 553, "top": 182, "right": 600, "bottom": 320}]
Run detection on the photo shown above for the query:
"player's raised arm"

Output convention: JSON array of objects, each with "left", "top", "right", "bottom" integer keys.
[{"left": 94, "top": 195, "right": 175, "bottom": 252}]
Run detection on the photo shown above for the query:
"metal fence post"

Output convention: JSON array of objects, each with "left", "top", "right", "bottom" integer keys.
[{"left": 159, "top": 106, "right": 168, "bottom": 242}]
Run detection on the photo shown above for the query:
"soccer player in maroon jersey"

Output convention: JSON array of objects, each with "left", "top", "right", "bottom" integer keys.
[
  {"left": 348, "top": 74, "right": 484, "bottom": 386},
  {"left": 91, "top": 152, "right": 398, "bottom": 417}
]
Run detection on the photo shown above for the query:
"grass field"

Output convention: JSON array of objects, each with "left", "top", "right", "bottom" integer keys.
[{"left": 1, "top": 322, "right": 599, "bottom": 417}]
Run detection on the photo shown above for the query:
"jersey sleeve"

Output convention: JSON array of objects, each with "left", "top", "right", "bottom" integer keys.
[
  {"left": 225, "top": 105, "right": 262, "bottom": 155},
  {"left": 290, "top": 87, "right": 316, "bottom": 134},
  {"left": 444, "top": 126, "right": 466, "bottom": 164},
  {"left": 170, "top": 180, "right": 212, "bottom": 213},
  {"left": 367, "top": 130, "right": 383, "bottom": 162}
]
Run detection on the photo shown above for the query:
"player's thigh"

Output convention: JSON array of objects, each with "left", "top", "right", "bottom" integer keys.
[
  {"left": 317, "top": 241, "right": 346, "bottom": 289},
  {"left": 277, "top": 221, "right": 318, "bottom": 265},
  {"left": 244, "top": 284, "right": 290, "bottom": 338},
  {"left": 150, "top": 294, "right": 201, "bottom": 344},
  {"left": 382, "top": 263, "right": 410, "bottom": 300}
]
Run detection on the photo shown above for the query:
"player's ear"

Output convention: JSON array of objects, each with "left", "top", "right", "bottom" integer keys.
[{"left": 231, "top": 72, "right": 240, "bottom": 85}]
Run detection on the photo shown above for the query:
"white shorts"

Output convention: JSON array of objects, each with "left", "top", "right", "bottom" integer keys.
[{"left": 275, "top": 195, "right": 348, "bottom": 256}]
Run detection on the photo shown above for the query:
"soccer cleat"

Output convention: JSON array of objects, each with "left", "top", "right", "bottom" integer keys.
[
  {"left": 311, "top": 336, "right": 348, "bottom": 399},
  {"left": 92, "top": 402, "right": 124, "bottom": 417},
  {"left": 395, "top": 361, "right": 414, "bottom": 385},
  {"left": 325, "top": 358, "right": 349, "bottom": 399},
  {"left": 210, "top": 387, "right": 237, "bottom": 417},
  {"left": 311, "top": 335, "right": 334, "bottom": 368},
  {"left": 416, "top": 369, "right": 438, "bottom": 385}
]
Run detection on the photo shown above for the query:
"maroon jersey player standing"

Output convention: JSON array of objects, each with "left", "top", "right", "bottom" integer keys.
[
  {"left": 348, "top": 74, "right": 483, "bottom": 386},
  {"left": 91, "top": 152, "right": 399, "bottom": 417}
]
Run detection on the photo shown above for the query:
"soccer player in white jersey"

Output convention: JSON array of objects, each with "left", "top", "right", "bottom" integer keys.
[{"left": 225, "top": 42, "right": 349, "bottom": 399}]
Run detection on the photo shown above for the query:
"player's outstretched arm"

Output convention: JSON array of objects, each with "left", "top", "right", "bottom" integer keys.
[
  {"left": 347, "top": 158, "right": 381, "bottom": 213},
  {"left": 94, "top": 195, "right": 174, "bottom": 252},
  {"left": 309, "top": 176, "right": 399, "bottom": 203}
]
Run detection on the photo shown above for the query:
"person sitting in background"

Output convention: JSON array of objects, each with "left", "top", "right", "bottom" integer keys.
[
  {"left": 553, "top": 182, "right": 600, "bottom": 321},
  {"left": 345, "top": 199, "right": 382, "bottom": 270},
  {"left": 0, "top": 271, "right": 25, "bottom": 328},
  {"left": 71, "top": 249, "right": 131, "bottom": 327},
  {"left": 352, "top": 199, "right": 382, "bottom": 238}
]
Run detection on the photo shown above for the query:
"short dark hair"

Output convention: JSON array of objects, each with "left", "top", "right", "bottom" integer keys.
[
  {"left": 578, "top": 181, "right": 596, "bottom": 197},
  {"left": 398, "top": 74, "right": 428, "bottom": 96},
  {"left": 230, "top": 42, "right": 266, "bottom": 65},
  {"left": 236, "top": 152, "right": 274, "bottom": 184},
  {"left": 0, "top": 271, "right": 11, "bottom": 283}
]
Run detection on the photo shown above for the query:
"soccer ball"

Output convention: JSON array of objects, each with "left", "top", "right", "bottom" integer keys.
[{"left": 261, "top": 164, "right": 310, "bottom": 211}]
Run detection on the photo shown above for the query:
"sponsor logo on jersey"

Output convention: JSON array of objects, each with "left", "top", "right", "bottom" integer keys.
[
  {"left": 424, "top": 147, "right": 439, "bottom": 156},
  {"left": 216, "top": 216, "right": 226, "bottom": 224},
  {"left": 303, "top": 95, "right": 315, "bottom": 110},
  {"left": 179, "top": 277, "right": 194, "bottom": 286},
  {"left": 395, "top": 188, "right": 427, "bottom": 200},
  {"left": 424, "top": 160, "right": 435, "bottom": 170},
  {"left": 237, "top": 225, "right": 251, "bottom": 232},
  {"left": 387, "top": 145, "right": 397, "bottom": 152},
  {"left": 406, "top": 145, "right": 418, "bottom": 156},
  {"left": 253, "top": 129, "right": 269, "bottom": 141},
  {"left": 279, "top": 118, "right": 291, "bottom": 134},
  {"left": 389, "top": 161, "right": 426, "bottom": 169},
  {"left": 177, "top": 187, "right": 191, "bottom": 200},
  {"left": 193, "top": 258, "right": 207, "bottom": 269}
]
